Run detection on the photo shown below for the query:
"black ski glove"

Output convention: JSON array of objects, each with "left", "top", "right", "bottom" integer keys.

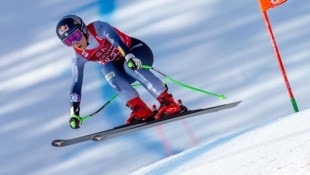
[
  {"left": 69, "top": 115, "right": 82, "bottom": 129},
  {"left": 69, "top": 105, "right": 81, "bottom": 129}
]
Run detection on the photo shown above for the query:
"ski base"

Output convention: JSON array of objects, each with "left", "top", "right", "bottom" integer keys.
[{"left": 51, "top": 101, "right": 241, "bottom": 147}]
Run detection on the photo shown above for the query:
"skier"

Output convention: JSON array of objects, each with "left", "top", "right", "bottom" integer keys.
[{"left": 56, "top": 15, "right": 184, "bottom": 129}]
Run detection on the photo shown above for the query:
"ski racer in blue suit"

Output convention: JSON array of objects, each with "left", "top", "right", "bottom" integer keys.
[{"left": 56, "top": 15, "right": 183, "bottom": 129}]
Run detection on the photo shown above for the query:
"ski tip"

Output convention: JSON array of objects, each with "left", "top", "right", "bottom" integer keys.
[
  {"left": 51, "top": 140, "right": 64, "bottom": 147},
  {"left": 230, "top": 100, "right": 242, "bottom": 106},
  {"left": 234, "top": 100, "right": 242, "bottom": 104},
  {"left": 221, "top": 100, "right": 242, "bottom": 108}
]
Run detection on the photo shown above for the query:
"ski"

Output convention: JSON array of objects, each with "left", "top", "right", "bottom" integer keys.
[{"left": 51, "top": 101, "right": 241, "bottom": 147}]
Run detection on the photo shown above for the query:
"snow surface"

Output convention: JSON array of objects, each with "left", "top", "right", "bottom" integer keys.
[
  {"left": 1, "top": 0, "right": 309, "bottom": 175},
  {"left": 132, "top": 109, "right": 310, "bottom": 175}
]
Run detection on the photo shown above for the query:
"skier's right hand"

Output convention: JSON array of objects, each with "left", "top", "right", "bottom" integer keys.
[
  {"left": 125, "top": 53, "right": 142, "bottom": 70},
  {"left": 69, "top": 115, "right": 82, "bottom": 129}
]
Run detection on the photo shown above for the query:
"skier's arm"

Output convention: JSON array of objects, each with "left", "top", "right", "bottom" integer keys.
[
  {"left": 69, "top": 56, "right": 86, "bottom": 129},
  {"left": 93, "top": 21, "right": 130, "bottom": 56},
  {"left": 94, "top": 21, "right": 142, "bottom": 69}
]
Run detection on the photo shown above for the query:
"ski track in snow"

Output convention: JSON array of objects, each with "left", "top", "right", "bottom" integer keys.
[{"left": 132, "top": 109, "right": 310, "bottom": 175}]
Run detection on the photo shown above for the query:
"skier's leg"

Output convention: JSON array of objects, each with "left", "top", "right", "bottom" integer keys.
[
  {"left": 101, "top": 62, "right": 153, "bottom": 124},
  {"left": 124, "top": 38, "right": 183, "bottom": 119},
  {"left": 101, "top": 61, "right": 138, "bottom": 102},
  {"left": 124, "top": 38, "right": 166, "bottom": 98}
]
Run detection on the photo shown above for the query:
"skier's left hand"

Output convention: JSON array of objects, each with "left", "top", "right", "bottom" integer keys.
[
  {"left": 69, "top": 115, "right": 82, "bottom": 129},
  {"left": 125, "top": 53, "right": 142, "bottom": 70}
]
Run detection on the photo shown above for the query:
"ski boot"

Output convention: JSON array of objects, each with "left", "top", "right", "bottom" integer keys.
[
  {"left": 126, "top": 96, "right": 155, "bottom": 124},
  {"left": 155, "top": 91, "right": 187, "bottom": 120}
]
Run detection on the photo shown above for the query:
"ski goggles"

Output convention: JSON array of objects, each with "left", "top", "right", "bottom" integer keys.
[{"left": 62, "top": 29, "right": 84, "bottom": 46}]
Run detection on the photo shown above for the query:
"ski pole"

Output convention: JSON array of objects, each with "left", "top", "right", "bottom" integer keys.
[
  {"left": 141, "top": 65, "right": 226, "bottom": 100},
  {"left": 79, "top": 84, "right": 143, "bottom": 122},
  {"left": 80, "top": 94, "right": 118, "bottom": 122}
]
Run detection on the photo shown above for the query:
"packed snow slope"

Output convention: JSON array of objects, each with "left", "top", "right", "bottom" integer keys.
[
  {"left": 133, "top": 109, "right": 310, "bottom": 175},
  {"left": 0, "top": 0, "right": 309, "bottom": 175}
]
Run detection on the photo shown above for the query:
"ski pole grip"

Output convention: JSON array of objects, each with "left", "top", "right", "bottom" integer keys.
[{"left": 127, "top": 61, "right": 134, "bottom": 69}]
